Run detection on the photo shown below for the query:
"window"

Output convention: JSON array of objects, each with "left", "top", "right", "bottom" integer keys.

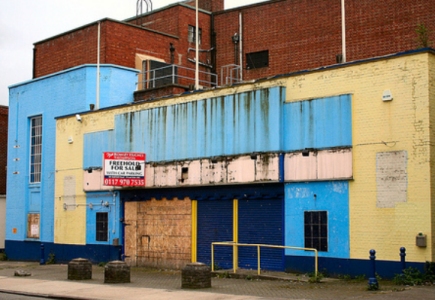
[
  {"left": 142, "top": 60, "right": 177, "bottom": 89},
  {"left": 96, "top": 212, "right": 108, "bottom": 241},
  {"left": 30, "top": 116, "right": 42, "bottom": 183},
  {"left": 246, "top": 50, "right": 269, "bottom": 69},
  {"left": 188, "top": 25, "right": 202, "bottom": 44},
  {"left": 304, "top": 211, "right": 328, "bottom": 251}
]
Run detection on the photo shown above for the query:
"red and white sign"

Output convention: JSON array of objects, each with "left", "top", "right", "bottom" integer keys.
[{"left": 103, "top": 152, "right": 146, "bottom": 186}]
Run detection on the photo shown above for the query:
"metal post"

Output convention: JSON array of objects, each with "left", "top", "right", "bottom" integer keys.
[
  {"left": 368, "top": 249, "right": 378, "bottom": 289},
  {"left": 40, "top": 243, "right": 45, "bottom": 265},
  {"left": 257, "top": 245, "right": 261, "bottom": 275},
  {"left": 211, "top": 244, "right": 215, "bottom": 272},
  {"left": 400, "top": 247, "right": 406, "bottom": 272}
]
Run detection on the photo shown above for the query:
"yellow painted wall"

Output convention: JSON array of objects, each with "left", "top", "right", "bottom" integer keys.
[
  {"left": 55, "top": 117, "right": 87, "bottom": 244},
  {"left": 429, "top": 54, "right": 435, "bottom": 262},
  {"left": 280, "top": 53, "right": 433, "bottom": 262}
]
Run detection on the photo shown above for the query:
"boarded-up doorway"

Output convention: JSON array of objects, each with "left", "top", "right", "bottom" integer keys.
[{"left": 124, "top": 197, "right": 191, "bottom": 269}]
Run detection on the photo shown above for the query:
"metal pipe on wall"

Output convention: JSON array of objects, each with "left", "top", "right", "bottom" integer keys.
[
  {"left": 341, "top": 0, "right": 346, "bottom": 62},
  {"left": 239, "top": 12, "right": 243, "bottom": 81},
  {"left": 96, "top": 21, "right": 101, "bottom": 110},
  {"left": 195, "top": 0, "right": 199, "bottom": 89}
]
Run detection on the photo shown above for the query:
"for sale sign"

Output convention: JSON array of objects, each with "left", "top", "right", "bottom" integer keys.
[{"left": 103, "top": 152, "right": 146, "bottom": 186}]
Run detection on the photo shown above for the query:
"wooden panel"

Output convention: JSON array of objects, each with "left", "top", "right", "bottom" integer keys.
[
  {"left": 125, "top": 198, "right": 191, "bottom": 269},
  {"left": 228, "top": 156, "right": 256, "bottom": 183},
  {"left": 317, "top": 149, "right": 353, "bottom": 179},
  {"left": 285, "top": 152, "right": 317, "bottom": 181},
  {"left": 178, "top": 160, "right": 201, "bottom": 186},
  {"left": 27, "top": 213, "right": 40, "bottom": 239},
  {"left": 200, "top": 159, "right": 226, "bottom": 184},
  {"left": 255, "top": 153, "right": 280, "bottom": 181},
  {"left": 285, "top": 149, "right": 352, "bottom": 181}
]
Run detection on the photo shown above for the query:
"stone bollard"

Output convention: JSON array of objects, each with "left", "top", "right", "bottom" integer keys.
[
  {"left": 68, "top": 258, "right": 92, "bottom": 280},
  {"left": 181, "top": 262, "right": 211, "bottom": 289},
  {"left": 104, "top": 260, "right": 130, "bottom": 283}
]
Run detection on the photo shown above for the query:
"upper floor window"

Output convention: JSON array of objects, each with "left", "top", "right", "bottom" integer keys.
[
  {"left": 188, "top": 25, "right": 202, "bottom": 44},
  {"left": 30, "top": 116, "right": 42, "bottom": 183},
  {"left": 246, "top": 50, "right": 269, "bottom": 69}
]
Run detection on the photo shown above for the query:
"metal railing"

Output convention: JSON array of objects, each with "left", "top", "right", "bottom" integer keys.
[
  {"left": 220, "top": 64, "right": 241, "bottom": 86},
  {"left": 211, "top": 241, "right": 318, "bottom": 277},
  {"left": 137, "top": 64, "right": 218, "bottom": 90}
]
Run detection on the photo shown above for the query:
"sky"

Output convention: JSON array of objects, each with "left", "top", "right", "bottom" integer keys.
[{"left": 0, "top": 0, "right": 266, "bottom": 107}]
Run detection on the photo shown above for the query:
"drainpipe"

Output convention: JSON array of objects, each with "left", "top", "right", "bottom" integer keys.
[
  {"left": 341, "top": 0, "right": 346, "bottom": 62},
  {"left": 96, "top": 21, "right": 101, "bottom": 110},
  {"left": 239, "top": 12, "right": 243, "bottom": 81},
  {"left": 195, "top": 0, "right": 199, "bottom": 89}
]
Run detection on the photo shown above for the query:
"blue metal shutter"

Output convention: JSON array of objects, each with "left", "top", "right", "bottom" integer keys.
[
  {"left": 197, "top": 200, "right": 233, "bottom": 269},
  {"left": 238, "top": 198, "right": 284, "bottom": 271}
]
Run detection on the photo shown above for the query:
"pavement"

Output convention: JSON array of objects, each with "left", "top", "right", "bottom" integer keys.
[{"left": 0, "top": 261, "right": 434, "bottom": 300}]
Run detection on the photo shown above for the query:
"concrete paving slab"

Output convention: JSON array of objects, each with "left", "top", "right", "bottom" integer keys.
[{"left": 0, "top": 261, "right": 433, "bottom": 300}]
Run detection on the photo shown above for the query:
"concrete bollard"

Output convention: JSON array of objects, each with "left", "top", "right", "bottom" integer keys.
[
  {"left": 104, "top": 260, "right": 130, "bottom": 283},
  {"left": 68, "top": 258, "right": 92, "bottom": 280},
  {"left": 181, "top": 262, "right": 211, "bottom": 289}
]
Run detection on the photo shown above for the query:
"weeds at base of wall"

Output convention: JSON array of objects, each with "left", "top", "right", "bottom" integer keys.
[
  {"left": 338, "top": 274, "right": 366, "bottom": 281},
  {"left": 0, "top": 252, "right": 7, "bottom": 261},
  {"left": 367, "top": 282, "right": 379, "bottom": 291},
  {"left": 46, "top": 253, "right": 56, "bottom": 264},
  {"left": 394, "top": 263, "right": 435, "bottom": 286},
  {"left": 308, "top": 272, "right": 324, "bottom": 283}
]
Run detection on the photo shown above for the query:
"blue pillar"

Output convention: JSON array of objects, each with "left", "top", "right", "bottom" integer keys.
[
  {"left": 400, "top": 247, "right": 406, "bottom": 272},
  {"left": 40, "top": 243, "right": 45, "bottom": 265},
  {"left": 368, "top": 249, "right": 378, "bottom": 289}
]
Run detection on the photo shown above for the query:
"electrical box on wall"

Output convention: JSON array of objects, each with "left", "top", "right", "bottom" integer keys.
[
  {"left": 416, "top": 233, "right": 427, "bottom": 247},
  {"left": 382, "top": 89, "right": 393, "bottom": 101}
]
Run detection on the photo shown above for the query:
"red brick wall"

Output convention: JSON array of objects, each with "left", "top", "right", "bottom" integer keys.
[
  {"left": 33, "top": 0, "right": 435, "bottom": 87},
  {"left": 0, "top": 106, "right": 8, "bottom": 195},
  {"left": 214, "top": 0, "right": 435, "bottom": 81},
  {"left": 34, "top": 6, "right": 212, "bottom": 81},
  {"left": 125, "top": 5, "right": 212, "bottom": 71},
  {"left": 33, "top": 20, "right": 180, "bottom": 78},
  {"left": 345, "top": 0, "right": 435, "bottom": 61},
  {"left": 185, "top": 0, "right": 224, "bottom": 12}
]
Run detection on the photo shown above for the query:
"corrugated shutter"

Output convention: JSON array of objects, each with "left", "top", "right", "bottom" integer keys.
[
  {"left": 238, "top": 199, "right": 284, "bottom": 271},
  {"left": 197, "top": 199, "right": 233, "bottom": 269}
]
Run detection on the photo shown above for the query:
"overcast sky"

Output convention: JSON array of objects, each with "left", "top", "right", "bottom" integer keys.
[{"left": 0, "top": 0, "right": 266, "bottom": 107}]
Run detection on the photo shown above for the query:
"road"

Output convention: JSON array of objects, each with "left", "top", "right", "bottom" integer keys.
[{"left": 0, "top": 292, "right": 56, "bottom": 299}]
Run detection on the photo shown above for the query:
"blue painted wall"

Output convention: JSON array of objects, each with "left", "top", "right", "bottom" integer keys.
[
  {"left": 285, "top": 181, "right": 350, "bottom": 258},
  {"left": 112, "top": 90, "right": 351, "bottom": 163},
  {"left": 283, "top": 95, "right": 352, "bottom": 150},
  {"left": 83, "top": 130, "right": 114, "bottom": 168},
  {"left": 6, "top": 65, "right": 137, "bottom": 247},
  {"left": 85, "top": 191, "right": 122, "bottom": 245},
  {"left": 114, "top": 87, "right": 285, "bottom": 160}
]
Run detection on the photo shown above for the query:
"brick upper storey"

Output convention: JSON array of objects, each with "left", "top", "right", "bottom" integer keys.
[{"left": 31, "top": 0, "right": 435, "bottom": 99}]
